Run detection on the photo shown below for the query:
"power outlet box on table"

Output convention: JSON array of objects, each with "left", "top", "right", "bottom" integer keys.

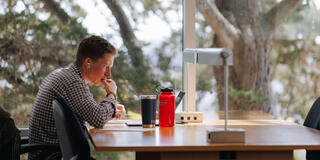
[{"left": 175, "top": 112, "right": 203, "bottom": 123}]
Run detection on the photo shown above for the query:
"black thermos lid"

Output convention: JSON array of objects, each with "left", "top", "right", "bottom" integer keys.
[{"left": 161, "top": 88, "right": 173, "bottom": 92}]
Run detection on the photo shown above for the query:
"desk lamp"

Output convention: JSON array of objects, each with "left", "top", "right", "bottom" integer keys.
[{"left": 181, "top": 48, "right": 246, "bottom": 143}]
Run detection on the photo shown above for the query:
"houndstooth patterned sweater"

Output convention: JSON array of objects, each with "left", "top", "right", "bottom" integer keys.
[{"left": 28, "top": 63, "right": 116, "bottom": 160}]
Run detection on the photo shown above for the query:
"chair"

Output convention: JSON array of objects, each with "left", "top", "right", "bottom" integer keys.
[
  {"left": 52, "top": 98, "right": 94, "bottom": 160},
  {"left": 303, "top": 97, "right": 320, "bottom": 160},
  {"left": 0, "top": 106, "right": 60, "bottom": 160}
]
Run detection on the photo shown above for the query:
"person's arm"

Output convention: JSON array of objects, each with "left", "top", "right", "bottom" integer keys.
[{"left": 65, "top": 79, "right": 117, "bottom": 128}]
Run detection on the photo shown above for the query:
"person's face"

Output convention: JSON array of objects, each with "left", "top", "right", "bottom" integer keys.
[{"left": 85, "top": 53, "right": 114, "bottom": 85}]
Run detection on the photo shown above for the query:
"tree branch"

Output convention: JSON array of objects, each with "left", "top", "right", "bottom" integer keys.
[
  {"left": 103, "top": 0, "right": 149, "bottom": 71},
  {"left": 196, "top": 0, "right": 241, "bottom": 49},
  {"left": 39, "top": 0, "right": 71, "bottom": 24},
  {"left": 0, "top": 38, "right": 64, "bottom": 65},
  {"left": 263, "top": 0, "right": 302, "bottom": 33},
  {"left": 103, "top": 0, "right": 137, "bottom": 46},
  {"left": 0, "top": 67, "right": 25, "bottom": 87}
]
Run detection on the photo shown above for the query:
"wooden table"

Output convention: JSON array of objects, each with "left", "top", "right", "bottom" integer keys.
[{"left": 87, "top": 120, "right": 320, "bottom": 160}]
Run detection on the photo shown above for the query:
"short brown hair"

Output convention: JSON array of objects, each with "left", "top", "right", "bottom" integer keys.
[{"left": 75, "top": 35, "right": 116, "bottom": 68}]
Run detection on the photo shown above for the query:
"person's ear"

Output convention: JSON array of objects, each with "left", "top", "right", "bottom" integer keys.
[{"left": 84, "top": 58, "right": 92, "bottom": 69}]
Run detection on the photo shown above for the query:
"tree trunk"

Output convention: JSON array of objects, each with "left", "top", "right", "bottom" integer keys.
[
  {"left": 103, "top": 0, "right": 146, "bottom": 69},
  {"left": 197, "top": 0, "right": 301, "bottom": 114},
  {"left": 214, "top": 0, "right": 272, "bottom": 113},
  {"left": 103, "top": 0, "right": 156, "bottom": 93}
]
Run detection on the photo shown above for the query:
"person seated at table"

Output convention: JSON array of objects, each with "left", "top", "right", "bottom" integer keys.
[{"left": 28, "top": 35, "right": 125, "bottom": 160}]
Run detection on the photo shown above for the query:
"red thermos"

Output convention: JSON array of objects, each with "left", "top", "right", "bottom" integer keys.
[{"left": 159, "top": 88, "right": 175, "bottom": 127}]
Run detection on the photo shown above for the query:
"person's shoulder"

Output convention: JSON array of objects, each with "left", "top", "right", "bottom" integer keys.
[
  {"left": 47, "top": 64, "right": 79, "bottom": 82},
  {"left": 49, "top": 66, "right": 67, "bottom": 77}
]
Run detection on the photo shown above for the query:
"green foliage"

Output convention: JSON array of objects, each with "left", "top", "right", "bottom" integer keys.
[
  {"left": 197, "top": 75, "right": 213, "bottom": 92},
  {"left": 0, "top": 2, "right": 88, "bottom": 119},
  {"left": 270, "top": 1, "right": 320, "bottom": 121},
  {"left": 89, "top": 142, "right": 134, "bottom": 160},
  {"left": 112, "top": 50, "right": 163, "bottom": 112},
  {"left": 142, "top": 0, "right": 160, "bottom": 11},
  {"left": 229, "top": 88, "right": 269, "bottom": 107}
]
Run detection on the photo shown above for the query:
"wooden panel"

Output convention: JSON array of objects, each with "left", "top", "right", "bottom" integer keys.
[
  {"left": 87, "top": 120, "right": 320, "bottom": 152},
  {"left": 160, "top": 151, "right": 219, "bottom": 160},
  {"left": 136, "top": 152, "right": 160, "bottom": 160},
  {"left": 237, "top": 151, "right": 293, "bottom": 160},
  {"left": 136, "top": 151, "right": 219, "bottom": 160},
  {"left": 135, "top": 151, "right": 292, "bottom": 160}
]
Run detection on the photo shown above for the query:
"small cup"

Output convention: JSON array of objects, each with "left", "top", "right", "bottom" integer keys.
[{"left": 140, "top": 95, "right": 157, "bottom": 128}]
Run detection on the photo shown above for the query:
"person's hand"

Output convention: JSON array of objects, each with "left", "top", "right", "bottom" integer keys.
[
  {"left": 114, "top": 104, "right": 126, "bottom": 120},
  {"left": 101, "top": 78, "right": 117, "bottom": 95}
]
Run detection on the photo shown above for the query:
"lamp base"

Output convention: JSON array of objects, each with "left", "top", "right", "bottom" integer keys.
[{"left": 207, "top": 128, "right": 246, "bottom": 143}]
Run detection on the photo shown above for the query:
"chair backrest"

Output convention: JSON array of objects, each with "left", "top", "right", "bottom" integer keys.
[
  {"left": 304, "top": 97, "right": 320, "bottom": 129},
  {"left": 52, "top": 98, "right": 90, "bottom": 160},
  {"left": 0, "top": 106, "right": 20, "bottom": 160},
  {"left": 303, "top": 97, "right": 320, "bottom": 160}
]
